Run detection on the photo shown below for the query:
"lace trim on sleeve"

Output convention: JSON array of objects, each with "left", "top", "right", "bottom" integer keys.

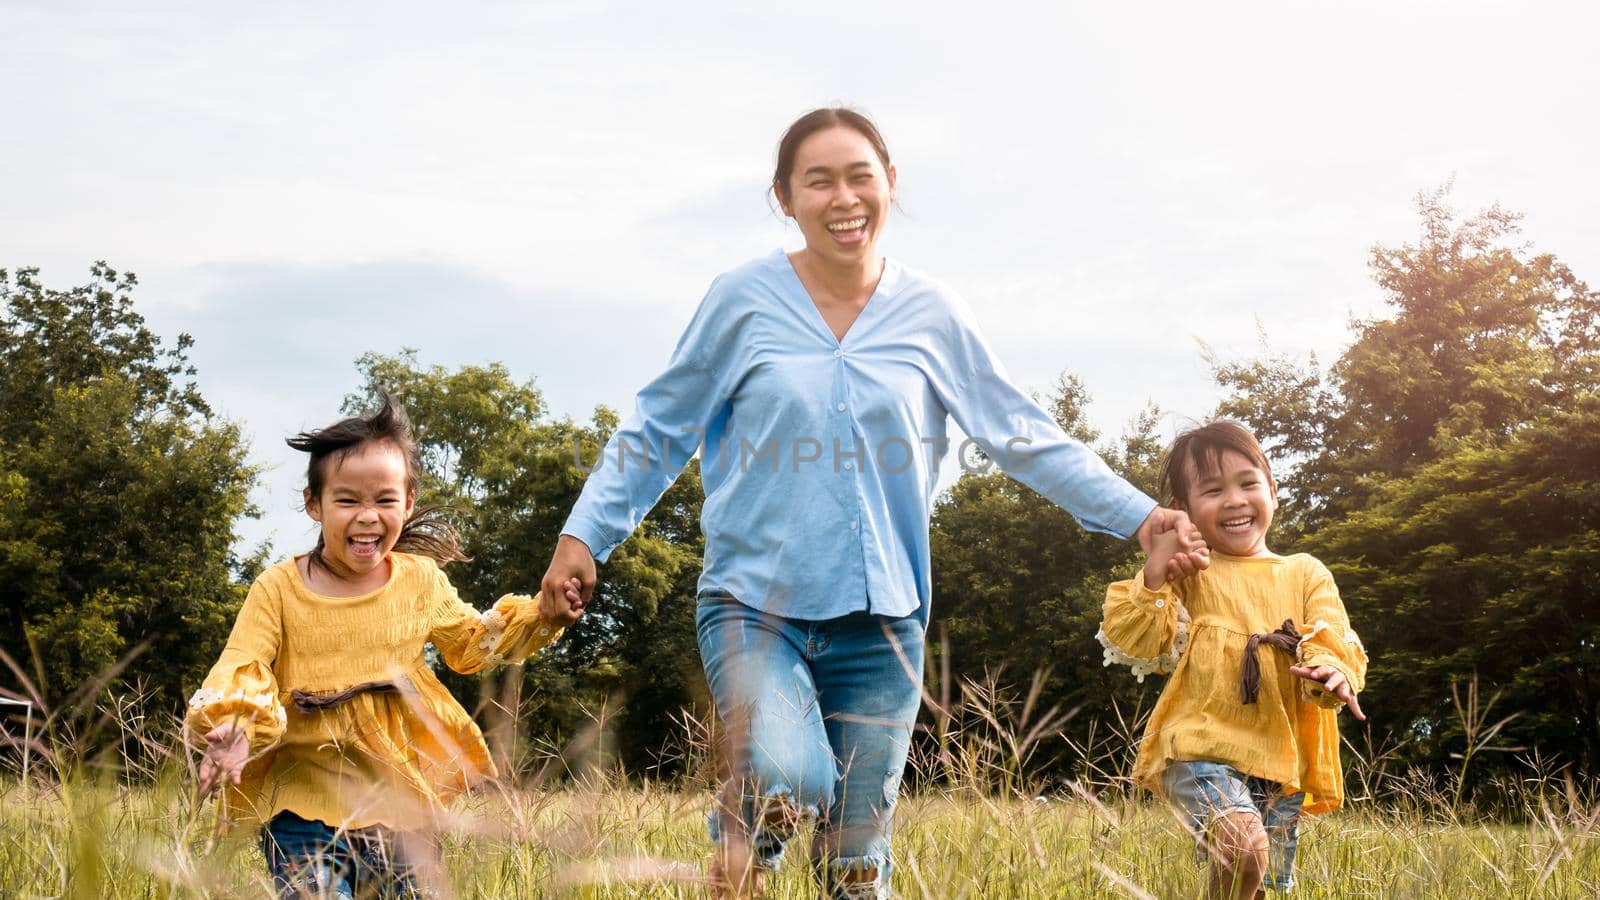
[
  {"left": 1096, "top": 602, "right": 1191, "bottom": 683},
  {"left": 477, "top": 607, "right": 508, "bottom": 667},
  {"left": 187, "top": 687, "right": 287, "bottom": 727}
]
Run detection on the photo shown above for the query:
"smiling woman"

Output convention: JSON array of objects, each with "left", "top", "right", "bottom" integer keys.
[{"left": 538, "top": 107, "right": 1203, "bottom": 899}]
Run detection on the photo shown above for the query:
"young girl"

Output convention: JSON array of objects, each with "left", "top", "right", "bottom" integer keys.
[
  {"left": 186, "top": 394, "right": 581, "bottom": 898},
  {"left": 1098, "top": 419, "right": 1368, "bottom": 899}
]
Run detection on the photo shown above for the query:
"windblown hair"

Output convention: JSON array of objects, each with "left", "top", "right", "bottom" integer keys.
[
  {"left": 1158, "top": 419, "right": 1275, "bottom": 509},
  {"left": 286, "top": 392, "right": 469, "bottom": 571}
]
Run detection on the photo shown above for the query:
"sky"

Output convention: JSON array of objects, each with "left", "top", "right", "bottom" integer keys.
[{"left": 4, "top": 0, "right": 1597, "bottom": 561}]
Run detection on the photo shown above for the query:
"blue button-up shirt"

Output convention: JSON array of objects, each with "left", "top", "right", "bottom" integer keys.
[{"left": 562, "top": 250, "right": 1155, "bottom": 621}]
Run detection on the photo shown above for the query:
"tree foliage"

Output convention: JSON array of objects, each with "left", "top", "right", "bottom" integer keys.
[
  {"left": 0, "top": 264, "right": 258, "bottom": 710},
  {"left": 1211, "top": 187, "right": 1600, "bottom": 777}
]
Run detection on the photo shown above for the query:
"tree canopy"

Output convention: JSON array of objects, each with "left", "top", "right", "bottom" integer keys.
[
  {"left": 1211, "top": 187, "right": 1600, "bottom": 777},
  {"left": 0, "top": 264, "right": 258, "bottom": 711}
]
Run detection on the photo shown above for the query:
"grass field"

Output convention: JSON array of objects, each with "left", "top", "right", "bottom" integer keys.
[
  {"left": 2, "top": 678, "right": 1598, "bottom": 898},
  {"left": 3, "top": 773, "right": 1599, "bottom": 898}
]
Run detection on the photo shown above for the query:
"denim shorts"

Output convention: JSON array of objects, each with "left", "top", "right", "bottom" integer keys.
[
  {"left": 1161, "top": 760, "right": 1305, "bottom": 892},
  {"left": 260, "top": 810, "right": 437, "bottom": 900}
]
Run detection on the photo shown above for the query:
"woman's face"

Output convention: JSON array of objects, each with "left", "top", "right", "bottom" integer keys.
[{"left": 778, "top": 126, "right": 896, "bottom": 269}]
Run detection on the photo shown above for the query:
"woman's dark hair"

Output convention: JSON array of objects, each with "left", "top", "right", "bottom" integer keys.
[
  {"left": 286, "top": 392, "right": 469, "bottom": 570},
  {"left": 772, "top": 106, "right": 893, "bottom": 204},
  {"left": 1158, "top": 419, "right": 1275, "bottom": 508}
]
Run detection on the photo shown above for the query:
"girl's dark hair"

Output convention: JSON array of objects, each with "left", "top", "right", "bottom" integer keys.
[
  {"left": 1158, "top": 419, "right": 1275, "bottom": 508},
  {"left": 286, "top": 392, "right": 469, "bottom": 571},
  {"left": 772, "top": 106, "right": 893, "bottom": 204}
]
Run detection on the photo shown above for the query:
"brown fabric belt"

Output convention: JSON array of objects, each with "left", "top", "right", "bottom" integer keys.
[
  {"left": 291, "top": 679, "right": 401, "bottom": 713},
  {"left": 1240, "top": 619, "right": 1299, "bottom": 705}
]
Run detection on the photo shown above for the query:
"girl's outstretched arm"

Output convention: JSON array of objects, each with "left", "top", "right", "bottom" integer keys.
[
  {"left": 186, "top": 580, "right": 287, "bottom": 794},
  {"left": 426, "top": 566, "right": 567, "bottom": 673}
]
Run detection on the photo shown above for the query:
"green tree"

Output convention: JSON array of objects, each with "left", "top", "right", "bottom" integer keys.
[
  {"left": 1210, "top": 188, "right": 1600, "bottom": 778},
  {"left": 345, "top": 351, "right": 707, "bottom": 776},
  {"left": 0, "top": 264, "right": 258, "bottom": 711}
]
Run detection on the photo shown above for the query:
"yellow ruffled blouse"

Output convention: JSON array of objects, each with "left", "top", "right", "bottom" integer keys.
[
  {"left": 185, "top": 552, "right": 561, "bottom": 831},
  {"left": 1098, "top": 552, "right": 1368, "bottom": 814}
]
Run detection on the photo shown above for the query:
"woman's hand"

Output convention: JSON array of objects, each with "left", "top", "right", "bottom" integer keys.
[
  {"left": 198, "top": 721, "right": 248, "bottom": 797},
  {"left": 539, "top": 534, "right": 596, "bottom": 626},
  {"left": 1289, "top": 664, "right": 1367, "bottom": 720}
]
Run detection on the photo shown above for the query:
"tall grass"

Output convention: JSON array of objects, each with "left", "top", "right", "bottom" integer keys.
[{"left": 2, "top": 663, "right": 1598, "bottom": 898}]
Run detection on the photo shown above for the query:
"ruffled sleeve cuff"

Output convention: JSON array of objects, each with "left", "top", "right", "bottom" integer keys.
[
  {"left": 184, "top": 662, "right": 286, "bottom": 752},
  {"left": 1297, "top": 620, "right": 1368, "bottom": 709},
  {"left": 1097, "top": 581, "right": 1190, "bottom": 683},
  {"left": 457, "top": 593, "right": 564, "bottom": 671}
]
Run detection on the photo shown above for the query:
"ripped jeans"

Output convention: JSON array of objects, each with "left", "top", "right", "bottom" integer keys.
[{"left": 696, "top": 590, "right": 924, "bottom": 899}]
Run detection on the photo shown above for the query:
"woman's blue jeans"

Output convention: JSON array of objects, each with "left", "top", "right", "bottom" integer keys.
[{"left": 696, "top": 590, "right": 925, "bottom": 899}]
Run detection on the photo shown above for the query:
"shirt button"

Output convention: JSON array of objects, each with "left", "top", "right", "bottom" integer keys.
[
  {"left": 850, "top": 518, "right": 859, "bottom": 530},
  {"left": 836, "top": 402, "right": 846, "bottom": 412},
  {"left": 1154, "top": 598, "right": 1166, "bottom": 608},
  {"left": 843, "top": 461, "right": 854, "bottom": 470},
  {"left": 833, "top": 349, "right": 844, "bottom": 358}
]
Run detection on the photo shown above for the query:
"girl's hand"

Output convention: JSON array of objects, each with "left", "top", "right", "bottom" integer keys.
[
  {"left": 1289, "top": 664, "right": 1367, "bottom": 720},
  {"left": 1164, "top": 540, "right": 1209, "bottom": 584},
  {"left": 198, "top": 721, "right": 248, "bottom": 797}
]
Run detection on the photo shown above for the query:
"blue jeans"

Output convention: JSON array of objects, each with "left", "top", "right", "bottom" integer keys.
[
  {"left": 260, "top": 810, "right": 436, "bottom": 899},
  {"left": 1161, "top": 761, "right": 1305, "bottom": 892},
  {"left": 696, "top": 590, "right": 925, "bottom": 899}
]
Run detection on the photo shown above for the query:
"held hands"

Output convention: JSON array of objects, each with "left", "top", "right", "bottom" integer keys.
[
  {"left": 197, "top": 721, "right": 248, "bottom": 797},
  {"left": 1137, "top": 507, "right": 1210, "bottom": 590},
  {"left": 539, "top": 534, "right": 596, "bottom": 626},
  {"left": 1289, "top": 664, "right": 1367, "bottom": 720}
]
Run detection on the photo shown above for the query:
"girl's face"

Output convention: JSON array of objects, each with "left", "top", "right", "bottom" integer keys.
[
  {"left": 1181, "top": 449, "right": 1278, "bottom": 557},
  {"left": 304, "top": 440, "right": 414, "bottom": 584},
  {"left": 777, "top": 126, "right": 896, "bottom": 270}
]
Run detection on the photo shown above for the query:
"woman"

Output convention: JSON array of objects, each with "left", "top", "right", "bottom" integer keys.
[{"left": 538, "top": 107, "right": 1203, "bottom": 899}]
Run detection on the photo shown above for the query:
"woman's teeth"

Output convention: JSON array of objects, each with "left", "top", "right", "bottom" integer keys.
[{"left": 826, "top": 217, "right": 867, "bottom": 233}]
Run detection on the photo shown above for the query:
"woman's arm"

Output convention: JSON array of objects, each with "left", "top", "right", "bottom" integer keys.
[
  {"left": 933, "top": 292, "right": 1204, "bottom": 559},
  {"left": 540, "top": 276, "right": 750, "bottom": 616}
]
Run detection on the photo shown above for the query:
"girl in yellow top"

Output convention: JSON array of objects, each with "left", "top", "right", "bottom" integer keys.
[
  {"left": 186, "top": 393, "right": 583, "bottom": 898},
  {"left": 1098, "top": 420, "right": 1369, "bottom": 899}
]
